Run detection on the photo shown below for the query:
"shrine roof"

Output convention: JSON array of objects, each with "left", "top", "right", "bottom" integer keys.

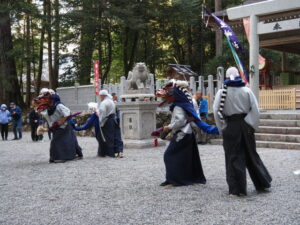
[{"left": 205, "top": 0, "right": 300, "bottom": 54}]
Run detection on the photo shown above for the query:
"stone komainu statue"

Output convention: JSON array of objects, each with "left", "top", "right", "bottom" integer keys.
[{"left": 126, "top": 63, "right": 151, "bottom": 90}]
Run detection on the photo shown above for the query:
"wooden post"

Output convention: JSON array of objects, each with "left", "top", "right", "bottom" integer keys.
[
  {"left": 149, "top": 73, "right": 155, "bottom": 94},
  {"left": 75, "top": 82, "right": 79, "bottom": 104},
  {"left": 208, "top": 75, "right": 214, "bottom": 112},
  {"left": 156, "top": 79, "right": 162, "bottom": 91},
  {"left": 189, "top": 76, "right": 196, "bottom": 94},
  {"left": 198, "top": 76, "right": 204, "bottom": 94},
  {"left": 281, "top": 52, "right": 287, "bottom": 72},
  {"left": 108, "top": 83, "right": 113, "bottom": 94},
  {"left": 217, "top": 66, "right": 224, "bottom": 91},
  {"left": 250, "top": 14, "right": 259, "bottom": 102},
  {"left": 120, "top": 76, "right": 126, "bottom": 95}
]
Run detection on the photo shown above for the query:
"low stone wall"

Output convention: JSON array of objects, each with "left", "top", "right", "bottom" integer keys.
[{"left": 18, "top": 111, "right": 220, "bottom": 142}]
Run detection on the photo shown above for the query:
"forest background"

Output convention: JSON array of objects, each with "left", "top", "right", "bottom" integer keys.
[{"left": 0, "top": 0, "right": 299, "bottom": 108}]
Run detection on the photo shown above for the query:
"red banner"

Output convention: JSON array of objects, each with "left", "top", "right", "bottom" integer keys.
[{"left": 93, "top": 61, "right": 100, "bottom": 95}]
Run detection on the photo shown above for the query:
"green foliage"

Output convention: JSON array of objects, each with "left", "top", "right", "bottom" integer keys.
[{"left": 6, "top": 0, "right": 300, "bottom": 91}]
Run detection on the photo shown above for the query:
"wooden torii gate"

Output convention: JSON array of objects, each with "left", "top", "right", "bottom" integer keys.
[{"left": 207, "top": 0, "right": 300, "bottom": 101}]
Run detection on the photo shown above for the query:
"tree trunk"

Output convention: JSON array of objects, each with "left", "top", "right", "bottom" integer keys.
[
  {"left": 187, "top": 25, "right": 193, "bottom": 66},
  {"left": 215, "top": 0, "right": 223, "bottom": 56},
  {"left": 97, "top": 4, "right": 102, "bottom": 85},
  {"left": 46, "top": 0, "right": 54, "bottom": 90},
  {"left": 123, "top": 26, "right": 129, "bottom": 78},
  {"left": 123, "top": 29, "right": 139, "bottom": 78},
  {"left": 35, "top": 0, "right": 46, "bottom": 96},
  {"left": 173, "top": 35, "right": 185, "bottom": 64},
  {"left": 53, "top": 0, "right": 60, "bottom": 89},
  {"left": 31, "top": 18, "right": 36, "bottom": 81},
  {"left": 78, "top": 0, "right": 96, "bottom": 85},
  {"left": 199, "top": 10, "right": 204, "bottom": 75},
  {"left": 0, "top": 1, "right": 23, "bottom": 106},
  {"left": 102, "top": 24, "right": 112, "bottom": 84},
  {"left": 143, "top": 26, "right": 148, "bottom": 66},
  {"left": 128, "top": 30, "right": 139, "bottom": 74},
  {"left": 25, "top": 4, "right": 31, "bottom": 107},
  {"left": 19, "top": 21, "right": 26, "bottom": 95}
]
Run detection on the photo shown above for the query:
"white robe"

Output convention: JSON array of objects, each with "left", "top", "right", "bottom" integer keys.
[
  {"left": 213, "top": 86, "right": 260, "bottom": 134},
  {"left": 168, "top": 106, "right": 192, "bottom": 134},
  {"left": 98, "top": 96, "right": 116, "bottom": 127}
]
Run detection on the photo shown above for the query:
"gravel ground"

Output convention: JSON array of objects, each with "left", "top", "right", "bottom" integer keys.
[{"left": 0, "top": 132, "right": 299, "bottom": 225}]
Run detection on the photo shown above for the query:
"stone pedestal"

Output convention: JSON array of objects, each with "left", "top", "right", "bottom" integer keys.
[
  {"left": 117, "top": 101, "right": 165, "bottom": 148},
  {"left": 120, "top": 88, "right": 155, "bottom": 102}
]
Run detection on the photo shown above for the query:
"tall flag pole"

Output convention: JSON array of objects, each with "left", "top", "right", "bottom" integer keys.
[{"left": 204, "top": 7, "right": 249, "bottom": 84}]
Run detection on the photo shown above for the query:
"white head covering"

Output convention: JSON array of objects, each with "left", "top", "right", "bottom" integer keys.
[
  {"left": 48, "top": 89, "right": 55, "bottom": 94},
  {"left": 1, "top": 104, "right": 7, "bottom": 110},
  {"left": 99, "top": 90, "right": 108, "bottom": 96},
  {"left": 87, "top": 102, "right": 98, "bottom": 112},
  {"left": 40, "top": 88, "right": 49, "bottom": 94},
  {"left": 226, "top": 67, "right": 240, "bottom": 81},
  {"left": 99, "top": 90, "right": 112, "bottom": 99}
]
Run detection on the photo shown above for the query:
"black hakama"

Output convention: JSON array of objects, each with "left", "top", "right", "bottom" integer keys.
[
  {"left": 164, "top": 131, "right": 206, "bottom": 186},
  {"left": 50, "top": 123, "right": 83, "bottom": 161},
  {"left": 222, "top": 114, "right": 272, "bottom": 195},
  {"left": 98, "top": 114, "right": 123, "bottom": 157}
]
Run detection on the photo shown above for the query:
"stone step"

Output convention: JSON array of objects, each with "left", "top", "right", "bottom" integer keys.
[
  {"left": 260, "top": 113, "right": 300, "bottom": 120},
  {"left": 255, "top": 133, "right": 300, "bottom": 143},
  {"left": 257, "top": 126, "right": 300, "bottom": 135},
  {"left": 260, "top": 119, "right": 300, "bottom": 127},
  {"left": 210, "top": 139, "right": 300, "bottom": 150}
]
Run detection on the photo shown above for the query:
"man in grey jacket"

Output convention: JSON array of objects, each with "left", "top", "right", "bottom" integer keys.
[{"left": 213, "top": 67, "right": 272, "bottom": 197}]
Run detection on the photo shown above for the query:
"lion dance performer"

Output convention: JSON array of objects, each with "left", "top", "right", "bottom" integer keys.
[
  {"left": 155, "top": 80, "right": 219, "bottom": 187},
  {"left": 213, "top": 67, "right": 272, "bottom": 196},
  {"left": 70, "top": 102, "right": 104, "bottom": 155},
  {"left": 34, "top": 89, "right": 83, "bottom": 163}
]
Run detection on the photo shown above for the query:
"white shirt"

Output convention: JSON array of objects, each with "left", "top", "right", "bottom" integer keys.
[
  {"left": 168, "top": 106, "right": 192, "bottom": 134},
  {"left": 42, "top": 104, "right": 71, "bottom": 128}
]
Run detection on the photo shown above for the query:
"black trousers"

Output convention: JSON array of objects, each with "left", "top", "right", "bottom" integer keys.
[
  {"left": 37, "top": 135, "right": 43, "bottom": 141},
  {"left": 0, "top": 123, "right": 8, "bottom": 140},
  {"left": 12, "top": 120, "right": 22, "bottom": 139},
  {"left": 30, "top": 124, "right": 38, "bottom": 141},
  {"left": 98, "top": 115, "right": 123, "bottom": 157},
  {"left": 164, "top": 132, "right": 206, "bottom": 186},
  {"left": 50, "top": 123, "right": 83, "bottom": 161},
  {"left": 222, "top": 114, "right": 272, "bottom": 195}
]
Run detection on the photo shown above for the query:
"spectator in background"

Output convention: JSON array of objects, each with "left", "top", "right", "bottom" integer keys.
[
  {"left": 10, "top": 102, "right": 22, "bottom": 140},
  {"left": 197, "top": 92, "right": 208, "bottom": 120},
  {"left": 0, "top": 104, "right": 11, "bottom": 141},
  {"left": 112, "top": 93, "right": 120, "bottom": 103},
  {"left": 193, "top": 92, "right": 208, "bottom": 144},
  {"left": 70, "top": 102, "right": 100, "bottom": 155},
  {"left": 29, "top": 105, "right": 40, "bottom": 141},
  {"left": 36, "top": 120, "right": 48, "bottom": 141}
]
